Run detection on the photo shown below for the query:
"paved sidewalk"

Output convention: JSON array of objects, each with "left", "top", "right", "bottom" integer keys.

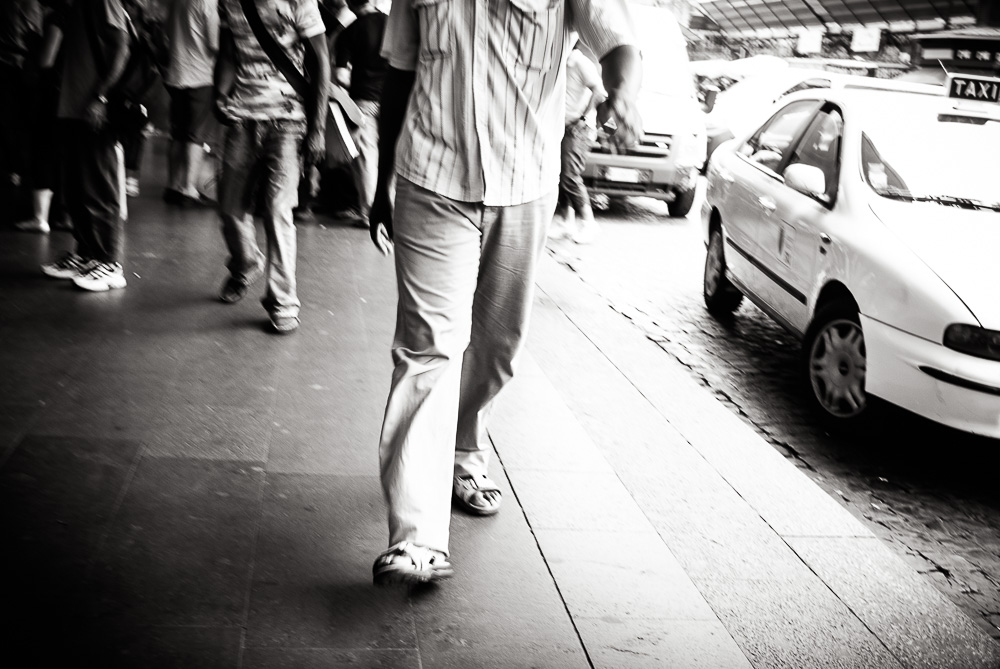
[{"left": 1, "top": 153, "right": 999, "bottom": 667}]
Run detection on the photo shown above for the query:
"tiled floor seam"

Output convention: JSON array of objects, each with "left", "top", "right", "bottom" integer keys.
[
  {"left": 84, "top": 442, "right": 150, "bottom": 578},
  {"left": 236, "top": 383, "right": 283, "bottom": 669},
  {"left": 491, "top": 434, "right": 598, "bottom": 669}
]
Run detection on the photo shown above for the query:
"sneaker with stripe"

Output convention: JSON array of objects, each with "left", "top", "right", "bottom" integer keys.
[
  {"left": 72, "top": 262, "right": 127, "bottom": 292},
  {"left": 41, "top": 252, "right": 95, "bottom": 280}
]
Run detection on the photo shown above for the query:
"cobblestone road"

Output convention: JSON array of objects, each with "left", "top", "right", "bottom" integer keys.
[{"left": 546, "top": 192, "right": 1000, "bottom": 641}]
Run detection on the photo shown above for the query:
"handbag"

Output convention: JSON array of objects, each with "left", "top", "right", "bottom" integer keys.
[{"left": 237, "top": 0, "right": 361, "bottom": 166}]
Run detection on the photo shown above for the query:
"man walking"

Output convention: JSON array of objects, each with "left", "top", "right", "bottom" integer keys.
[
  {"left": 163, "top": 0, "right": 219, "bottom": 207},
  {"left": 40, "top": 0, "right": 131, "bottom": 292},
  {"left": 552, "top": 42, "right": 606, "bottom": 244},
  {"left": 214, "top": 0, "right": 330, "bottom": 334},
  {"left": 333, "top": 0, "right": 386, "bottom": 228},
  {"left": 369, "top": 0, "right": 642, "bottom": 584}
]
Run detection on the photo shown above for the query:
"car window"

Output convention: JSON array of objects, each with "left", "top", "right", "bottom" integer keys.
[
  {"left": 738, "top": 100, "right": 819, "bottom": 173},
  {"left": 782, "top": 78, "right": 832, "bottom": 96},
  {"left": 784, "top": 108, "right": 844, "bottom": 204}
]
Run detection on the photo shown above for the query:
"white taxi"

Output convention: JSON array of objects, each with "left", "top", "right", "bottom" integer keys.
[{"left": 701, "top": 75, "right": 1000, "bottom": 438}]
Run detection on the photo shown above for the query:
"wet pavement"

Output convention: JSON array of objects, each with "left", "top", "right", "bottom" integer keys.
[{"left": 545, "top": 188, "right": 1000, "bottom": 642}]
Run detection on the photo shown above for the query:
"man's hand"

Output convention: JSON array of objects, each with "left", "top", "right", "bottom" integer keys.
[
  {"left": 304, "top": 127, "right": 325, "bottom": 166},
  {"left": 86, "top": 98, "right": 108, "bottom": 131},
  {"left": 369, "top": 187, "right": 394, "bottom": 256},
  {"left": 596, "top": 90, "right": 641, "bottom": 150}
]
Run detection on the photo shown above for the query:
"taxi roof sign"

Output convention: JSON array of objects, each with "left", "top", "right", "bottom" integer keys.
[{"left": 947, "top": 74, "right": 1000, "bottom": 104}]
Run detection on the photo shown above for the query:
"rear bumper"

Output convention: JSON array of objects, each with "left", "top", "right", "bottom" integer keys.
[
  {"left": 583, "top": 152, "right": 699, "bottom": 200},
  {"left": 863, "top": 316, "right": 1000, "bottom": 439}
]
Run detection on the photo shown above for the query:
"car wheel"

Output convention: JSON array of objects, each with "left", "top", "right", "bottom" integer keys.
[
  {"left": 703, "top": 228, "right": 743, "bottom": 316},
  {"left": 802, "top": 300, "right": 869, "bottom": 424},
  {"left": 667, "top": 186, "right": 696, "bottom": 217}
]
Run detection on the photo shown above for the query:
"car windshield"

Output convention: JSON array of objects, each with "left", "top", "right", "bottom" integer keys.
[{"left": 861, "top": 107, "right": 1000, "bottom": 207}]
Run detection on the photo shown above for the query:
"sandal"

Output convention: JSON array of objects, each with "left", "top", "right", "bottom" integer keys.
[
  {"left": 452, "top": 474, "right": 503, "bottom": 516},
  {"left": 372, "top": 542, "right": 453, "bottom": 586}
]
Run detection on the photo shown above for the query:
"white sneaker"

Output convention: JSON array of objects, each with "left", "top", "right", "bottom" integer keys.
[
  {"left": 548, "top": 211, "right": 575, "bottom": 240},
  {"left": 572, "top": 217, "right": 600, "bottom": 244},
  {"left": 14, "top": 218, "right": 50, "bottom": 233},
  {"left": 41, "top": 252, "right": 94, "bottom": 279},
  {"left": 73, "top": 262, "right": 127, "bottom": 292}
]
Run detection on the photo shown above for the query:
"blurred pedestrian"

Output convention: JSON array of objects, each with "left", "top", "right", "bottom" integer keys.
[
  {"left": 213, "top": 0, "right": 330, "bottom": 333},
  {"left": 551, "top": 42, "right": 605, "bottom": 244},
  {"left": 369, "top": 0, "right": 642, "bottom": 585},
  {"left": 13, "top": 0, "right": 60, "bottom": 234},
  {"left": 1, "top": 0, "right": 44, "bottom": 228},
  {"left": 40, "top": 0, "right": 131, "bottom": 292},
  {"left": 164, "top": 0, "right": 219, "bottom": 206},
  {"left": 332, "top": 0, "right": 386, "bottom": 228}
]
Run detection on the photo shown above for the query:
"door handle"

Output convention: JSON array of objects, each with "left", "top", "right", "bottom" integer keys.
[{"left": 757, "top": 196, "right": 776, "bottom": 212}]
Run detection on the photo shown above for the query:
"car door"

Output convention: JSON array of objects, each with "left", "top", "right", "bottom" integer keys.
[
  {"left": 719, "top": 99, "right": 821, "bottom": 307},
  {"left": 758, "top": 106, "right": 844, "bottom": 334}
]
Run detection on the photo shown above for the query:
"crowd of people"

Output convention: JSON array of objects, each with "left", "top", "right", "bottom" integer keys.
[{"left": 2, "top": 0, "right": 643, "bottom": 586}]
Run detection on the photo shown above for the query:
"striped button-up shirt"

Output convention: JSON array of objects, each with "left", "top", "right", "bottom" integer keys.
[{"left": 381, "top": 0, "right": 636, "bottom": 206}]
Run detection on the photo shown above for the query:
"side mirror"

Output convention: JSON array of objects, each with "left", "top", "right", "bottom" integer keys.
[{"left": 784, "top": 163, "right": 826, "bottom": 198}]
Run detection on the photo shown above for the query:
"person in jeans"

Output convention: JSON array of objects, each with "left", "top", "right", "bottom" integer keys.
[
  {"left": 40, "top": 0, "right": 131, "bottom": 292},
  {"left": 551, "top": 42, "right": 606, "bottom": 244},
  {"left": 164, "top": 0, "right": 218, "bottom": 206},
  {"left": 214, "top": 0, "right": 330, "bottom": 334},
  {"left": 369, "top": 0, "right": 642, "bottom": 585},
  {"left": 332, "top": 0, "right": 386, "bottom": 228}
]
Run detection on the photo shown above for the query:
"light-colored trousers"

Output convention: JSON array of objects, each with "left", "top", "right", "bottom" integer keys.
[
  {"left": 350, "top": 99, "right": 380, "bottom": 221},
  {"left": 379, "top": 178, "right": 557, "bottom": 555}
]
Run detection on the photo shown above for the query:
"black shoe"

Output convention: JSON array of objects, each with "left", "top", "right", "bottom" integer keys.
[
  {"left": 163, "top": 188, "right": 184, "bottom": 205},
  {"left": 219, "top": 276, "right": 251, "bottom": 303},
  {"left": 293, "top": 206, "right": 316, "bottom": 223}
]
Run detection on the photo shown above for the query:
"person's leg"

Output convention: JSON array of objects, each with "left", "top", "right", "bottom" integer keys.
[
  {"left": 181, "top": 86, "right": 214, "bottom": 198},
  {"left": 217, "top": 121, "right": 266, "bottom": 298},
  {"left": 379, "top": 178, "right": 484, "bottom": 556},
  {"left": 258, "top": 120, "right": 304, "bottom": 327},
  {"left": 549, "top": 127, "right": 576, "bottom": 239},
  {"left": 166, "top": 87, "right": 186, "bottom": 196},
  {"left": 350, "top": 99, "right": 380, "bottom": 224},
  {"left": 563, "top": 119, "right": 598, "bottom": 243},
  {"left": 62, "top": 121, "right": 96, "bottom": 259},
  {"left": 454, "top": 190, "right": 558, "bottom": 481}
]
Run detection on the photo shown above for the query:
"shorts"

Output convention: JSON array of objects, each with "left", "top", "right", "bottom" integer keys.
[{"left": 167, "top": 85, "right": 214, "bottom": 144}]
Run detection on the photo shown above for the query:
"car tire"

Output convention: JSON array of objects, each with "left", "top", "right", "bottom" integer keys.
[
  {"left": 802, "top": 299, "right": 870, "bottom": 427},
  {"left": 703, "top": 228, "right": 743, "bottom": 317},
  {"left": 667, "top": 186, "right": 696, "bottom": 218}
]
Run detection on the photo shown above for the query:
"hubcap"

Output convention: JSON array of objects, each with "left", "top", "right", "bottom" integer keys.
[{"left": 809, "top": 318, "right": 867, "bottom": 418}]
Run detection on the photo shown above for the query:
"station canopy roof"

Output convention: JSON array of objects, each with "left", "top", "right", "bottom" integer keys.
[{"left": 692, "top": 0, "right": 980, "bottom": 37}]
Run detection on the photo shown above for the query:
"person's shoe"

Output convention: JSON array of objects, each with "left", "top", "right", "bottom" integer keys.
[
  {"left": 14, "top": 217, "right": 50, "bottom": 233},
  {"left": 548, "top": 210, "right": 575, "bottom": 240},
  {"left": 41, "top": 252, "right": 94, "bottom": 279},
  {"left": 72, "top": 262, "right": 127, "bottom": 291},
  {"left": 293, "top": 206, "right": 316, "bottom": 223},
  {"left": 270, "top": 314, "right": 300, "bottom": 334},
  {"left": 162, "top": 188, "right": 183, "bottom": 205},
  {"left": 373, "top": 542, "right": 453, "bottom": 587},
  {"left": 126, "top": 177, "right": 140, "bottom": 198},
  {"left": 452, "top": 474, "right": 503, "bottom": 515},
  {"left": 219, "top": 265, "right": 264, "bottom": 304},
  {"left": 331, "top": 208, "right": 364, "bottom": 223},
  {"left": 572, "top": 217, "right": 600, "bottom": 245}
]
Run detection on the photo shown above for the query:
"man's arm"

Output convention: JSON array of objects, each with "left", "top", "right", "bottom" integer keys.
[
  {"left": 368, "top": 65, "right": 415, "bottom": 254},
  {"left": 213, "top": 27, "right": 236, "bottom": 121},
  {"left": 87, "top": 26, "right": 129, "bottom": 130},
  {"left": 596, "top": 44, "right": 642, "bottom": 148},
  {"left": 303, "top": 32, "right": 331, "bottom": 165}
]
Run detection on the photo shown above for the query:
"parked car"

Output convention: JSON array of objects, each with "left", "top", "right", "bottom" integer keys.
[
  {"left": 700, "top": 76, "right": 1000, "bottom": 437},
  {"left": 582, "top": 3, "right": 705, "bottom": 218},
  {"left": 703, "top": 67, "right": 942, "bottom": 165}
]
